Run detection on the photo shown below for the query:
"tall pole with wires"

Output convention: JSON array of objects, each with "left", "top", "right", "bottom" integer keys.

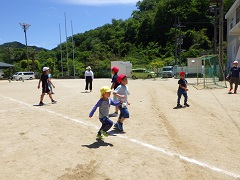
[
  {"left": 71, "top": 20, "right": 76, "bottom": 78},
  {"left": 219, "top": 0, "right": 224, "bottom": 81},
  {"left": 64, "top": 12, "right": 69, "bottom": 76},
  {"left": 19, "top": 23, "right": 31, "bottom": 71},
  {"left": 59, "top": 23, "right": 63, "bottom": 77}
]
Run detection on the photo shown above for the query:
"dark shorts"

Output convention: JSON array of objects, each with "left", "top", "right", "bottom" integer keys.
[
  {"left": 230, "top": 76, "right": 239, "bottom": 85},
  {"left": 42, "top": 86, "right": 50, "bottom": 93},
  {"left": 118, "top": 105, "right": 129, "bottom": 119}
]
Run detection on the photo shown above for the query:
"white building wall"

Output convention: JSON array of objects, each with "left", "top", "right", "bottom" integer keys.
[
  {"left": 226, "top": 0, "right": 240, "bottom": 70},
  {"left": 111, "top": 61, "right": 132, "bottom": 77}
]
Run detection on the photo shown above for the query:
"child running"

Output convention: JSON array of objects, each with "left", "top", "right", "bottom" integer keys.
[
  {"left": 37, "top": 67, "right": 57, "bottom": 106},
  {"left": 89, "top": 86, "right": 123, "bottom": 140},
  {"left": 113, "top": 74, "right": 130, "bottom": 131},
  {"left": 109, "top": 66, "right": 120, "bottom": 117},
  {"left": 177, "top": 71, "right": 190, "bottom": 108}
]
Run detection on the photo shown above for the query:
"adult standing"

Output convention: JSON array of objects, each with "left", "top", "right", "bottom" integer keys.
[
  {"left": 226, "top": 60, "right": 240, "bottom": 94},
  {"left": 85, "top": 66, "right": 94, "bottom": 92}
]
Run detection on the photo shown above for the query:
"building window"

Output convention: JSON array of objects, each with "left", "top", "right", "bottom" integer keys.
[
  {"left": 230, "top": 22, "right": 233, "bottom": 29},
  {"left": 236, "top": 5, "right": 240, "bottom": 23}
]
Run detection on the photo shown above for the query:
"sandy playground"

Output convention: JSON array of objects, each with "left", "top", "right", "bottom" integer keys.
[{"left": 0, "top": 77, "right": 240, "bottom": 180}]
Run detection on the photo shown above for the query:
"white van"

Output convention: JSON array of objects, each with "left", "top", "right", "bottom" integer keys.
[{"left": 12, "top": 72, "right": 35, "bottom": 81}]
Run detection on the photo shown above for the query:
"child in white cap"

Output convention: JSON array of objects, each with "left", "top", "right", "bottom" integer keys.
[
  {"left": 37, "top": 67, "right": 57, "bottom": 106},
  {"left": 89, "top": 86, "right": 123, "bottom": 140},
  {"left": 226, "top": 61, "right": 240, "bottom": 94}
]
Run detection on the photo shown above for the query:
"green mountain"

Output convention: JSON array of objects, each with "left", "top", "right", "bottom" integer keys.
[{"left": 0, "top": 41, "right": 46, "bottom": 51}]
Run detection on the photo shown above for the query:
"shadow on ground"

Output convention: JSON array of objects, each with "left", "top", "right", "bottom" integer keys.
[{"left": 82, "top": 139, "right": 113, "bottom": 149}]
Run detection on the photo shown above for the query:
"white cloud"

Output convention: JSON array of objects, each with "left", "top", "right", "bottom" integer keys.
[{"left": 58, "top": 0, "right": 138, "bottom": 6}]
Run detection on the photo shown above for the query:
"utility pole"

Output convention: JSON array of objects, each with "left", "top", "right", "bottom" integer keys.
[
  {"left": 19, "top": 23, "right": 31, "bottom": 71},
  {"left": 71, "top": 20, "right": 76, "bottom": 78},
  {"left": 64, "top": 12, "right": 69, "bottom": 76},
  {"left": 59, "top": 23, "right": 63, "bottom": 77},
  {"left": 219, "top": 0, "right": 224, "bottom": 80},
  {"left": 214, "top": 6, "right": 218, "bottom": 55},
  {"left": 174, "top": 18, "right": 178, "bottom": 66},
  {"left": 174, "top": 17, "right": 184, "bottom": 66},
  {"left": 178, "top": 22, "right": 184, "bottom": 66},
  {"left": 210, "top": 4, "right": 219, "bottom": 55}
]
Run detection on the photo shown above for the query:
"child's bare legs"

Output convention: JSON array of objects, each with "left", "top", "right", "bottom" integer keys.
[
  {"left": 47, "top": 92, "right": 54, "bottom": 101},
  {"left": 115, "top": 106, "right": 119, "bottom": 114},
  {"left": 119, "top": 117, "right": 125, "bottom": 123},
  {"left": 40, "top": 92, "right": 55, "bottom": 104},
  {"left": 115, "top": 106, "right": 129, "bottom": 131},
  {"left": 40, "top": 93, "right": 45, "bottom": 103}
]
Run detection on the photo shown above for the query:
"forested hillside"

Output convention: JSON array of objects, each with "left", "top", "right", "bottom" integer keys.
[{"left": 0, "top": 0, "right": 235, "bottom": 77}]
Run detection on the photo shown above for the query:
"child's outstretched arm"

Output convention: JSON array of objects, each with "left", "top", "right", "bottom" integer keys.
[
  {"left": 89, "top": 99, "right": 102, "bottom": 117},
  {"left": 110, "top": 98, "right": 123, "bottom": 106},
  {"left": 48, "top": 79, "right": 55, "bottom": 88},
  {"left": 113, "top": 92, "right": 126, "bottom": 98}
]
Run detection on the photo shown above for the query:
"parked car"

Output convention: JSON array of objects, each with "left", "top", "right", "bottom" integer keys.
[
  {"left": 162, "top": 66, "right": 174, "bottom": 78},
  {"left": 131, "top": 68, "right": 156, "bottom": 79},
  {"left": 0, "top": 73, "right": 5, "bottom": 79},
  {"left": 12, "top": 72, "right": 35, "bottom": 81}
]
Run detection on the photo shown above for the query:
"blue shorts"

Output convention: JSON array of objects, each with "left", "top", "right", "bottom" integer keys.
[{"left": 118, "top": 105, "right": 129, "bottom": 119}]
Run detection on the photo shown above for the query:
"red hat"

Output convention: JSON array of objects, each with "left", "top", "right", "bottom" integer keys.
[
  {"left": 179, "top": 71, "right": 185, "bottom": 76},
  {"left": 117, "top": 74, "right": 126, "bottom": 83},
  {"left": 112, "top": 66, "right": 119, "bottom": 73}
]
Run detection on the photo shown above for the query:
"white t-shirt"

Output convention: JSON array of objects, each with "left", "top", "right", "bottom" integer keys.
[{"left": 85, "top": 70, "right": 94, "bottom": 79}]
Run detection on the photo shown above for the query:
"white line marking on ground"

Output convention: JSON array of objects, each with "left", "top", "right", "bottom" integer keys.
[{"left": 2, "top": 95, "right": 240, "bottom": 179}]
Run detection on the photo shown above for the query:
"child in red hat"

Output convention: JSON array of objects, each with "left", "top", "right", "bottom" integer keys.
[
  {"left": 113, "top": 74, "right": 130, "bottom": 131},
  {"left": 109, "top": 66, "right": 120, "bottom": 117},
  {"left": 177, "top": 71, "right": 190, "bottom": 108}
]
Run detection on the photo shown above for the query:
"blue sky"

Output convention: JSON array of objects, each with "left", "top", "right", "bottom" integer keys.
[{"left": 0, "top": 0, "right": 139, "bottom": 50}]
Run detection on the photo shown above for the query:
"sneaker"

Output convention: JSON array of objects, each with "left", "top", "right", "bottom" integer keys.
[
  {"left": 109, "top": 112, "right": 118, "bottom": 117},
  {"left": 117, "top": 122, "right": 124, "bottom": 131},
  {"left": 52, "top": 100, "right": 57, "bottom": 104},
  {"left": 229, "top": 88, "right": 233, "bottom": 93},
  {"left": 51, "top": 92, "right": 54, "bottom": 94},
  {"left": 100, "top": 130, "right": 108, "bottom": 137},
  {"left": 114, "top": 123, "right": 118, "bottom": 128},
  {"left": 96, "top": 134, "right": 104, "bottom": 140},
  {"left": 177, "top": 104, "right": 183, "bottom": 108},
  {"left": 184, "top": 103, "right": 190, "bottom": 107},
  {"left": 39, "top": 102, "right": 44, "bottom": 106}
]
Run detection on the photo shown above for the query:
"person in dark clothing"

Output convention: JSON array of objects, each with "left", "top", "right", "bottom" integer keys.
[
  {"left": 177, "top": 71, "right": 190, "bottom": 108},
  {"left": 226, "top": 61, "right": 240, "bottom": 94},
  {"left": 37, "top": 67, "right": 57, "bottom": 106},
  {"left": 109, "top": 66, "right": 120, "bottom": 117},
  {"left": 85, "top": 66, "right": 94, "bottom": 92}
]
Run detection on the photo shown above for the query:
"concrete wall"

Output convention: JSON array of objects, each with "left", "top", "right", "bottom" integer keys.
[{"left": 111, "top": 61, "right": 132, "bottom": 77}]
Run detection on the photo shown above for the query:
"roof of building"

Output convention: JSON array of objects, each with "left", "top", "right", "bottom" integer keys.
[
  {"left": 0, "top": 62, "right": 14, "bottom": 68},
  {"left": 225, "top": 0, "right": 240, "bottom": 19}
]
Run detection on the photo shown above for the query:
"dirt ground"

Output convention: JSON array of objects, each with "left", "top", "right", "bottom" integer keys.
[{"left": 0, "top": 77, "right": 240, "bottom": 180}]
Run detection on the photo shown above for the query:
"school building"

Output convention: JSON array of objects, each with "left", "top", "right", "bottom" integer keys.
[{"left": 225, "top": 0, "right": 240, "bottom": 70}]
